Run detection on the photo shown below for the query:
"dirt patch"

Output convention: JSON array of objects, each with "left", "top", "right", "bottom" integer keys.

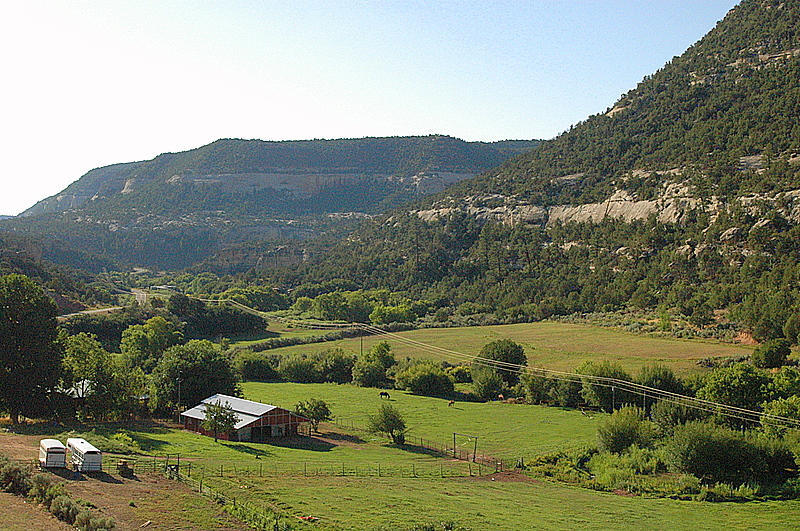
[
  {"left": 463, "top": 471, "right": 540, "bottom": 483},
  {"left": 613, "top": 489, "right": 638, "bottom": 497},
  {"left": 734, "top": 331, "right": 758, "bottom": 345},
  {"left": 0, "top": 492, "right": 71, "bottom": 530},
  {"left": 63, "top": 471, "right": 246, "bottom": 530},
  {"left": 0, "top": 429, "right": 48, "bottom": 460}
]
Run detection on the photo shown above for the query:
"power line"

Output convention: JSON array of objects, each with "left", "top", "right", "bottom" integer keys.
[{"left": 182, "top": 295, "right": 800, "bottom": 429}]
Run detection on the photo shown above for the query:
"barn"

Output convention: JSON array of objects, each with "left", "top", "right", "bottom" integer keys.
[{"left": 181, "top": 394, "right": 310, "bottom": 442}]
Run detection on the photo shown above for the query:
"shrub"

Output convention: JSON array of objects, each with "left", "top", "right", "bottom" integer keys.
[
  {"left": 476, "top": 339, "right": 527, "bottom": 385},
  {"left": 549, "top": 379, "right": 582, "bottom": 408},
  {"left": 785, "top": 313, "right": 800, "bottom": 345},
  {"left": 368, "top": 404, "right": 406, "bottom": 444},
  {"left": 106, "top": 432, "right": 141, "bottom": 454},
  {"left": 394, "top": 362, "right": 454, "bottom": 397},
  {"left": 445, "top": 365, "right": 471, "bottom": 383},
  {"left": 751, "top": 339, "right": 792, "bottom": 369},
  {"left": 521, "top": 373, "right": 553, "bottom": 404},
  {"left": 232, "top": 350, "right": 280, "bottom": 381},
  {"left": 761, "top": 396, "right": 800, "bottom": 436},
  {"left": 471, "top": 367, "right": 505, "bottom": 401},
  {"left": 51, "top": 495, "right": 80, "bottom": 524},
  {"left": 317, "top": 348, "right": 357, "bottom": 384},
  {"left": 697, "top": 363, "right": 771, "bottom": 414},
  {"left": 278, "top": 355, "right": 322, "bottom": 383},
  {"left": 650, "top": 400, "right": 708, "bottom": 435},
  {"left": 352, "top": 359, "right": 389, "bottom": 387},
  {"left": 636, "top": 365, "right": 684, "bottom": 398},
  {"left": 597, "top": 406, "right": 657, "bottom": 453},
  {"left": 577, "top": 361, "right": 634, "bottom": 412},
  {"left": 667, "top": 421, "right": 795, "bottom": 485},
  {"left": 0, "top": 461, "right": 33, "bottom": 495}
]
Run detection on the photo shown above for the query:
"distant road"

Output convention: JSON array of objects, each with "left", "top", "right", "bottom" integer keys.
[{"left": 57, "top": 306, "right": 125, "bottom": 321}]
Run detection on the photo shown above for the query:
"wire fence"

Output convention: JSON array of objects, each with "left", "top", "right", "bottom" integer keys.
[{"left": 329, "top": 418, "right": 516, "bottom": 471}]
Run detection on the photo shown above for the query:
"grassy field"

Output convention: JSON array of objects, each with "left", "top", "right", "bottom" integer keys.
[
  {"left": 6, "top": 376, "right": 800, "bottom": 530},
  {"left": 228, "top": 474, "right": 800, "bottom": 530},
  {"left": 244, "top": 322, "right": 752, "bottom": 375},
  {"left": 242, "top": 382, "right": 600, "bottom": 459}
]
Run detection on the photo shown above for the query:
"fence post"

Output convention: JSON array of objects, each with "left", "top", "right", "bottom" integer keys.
[
  {"left": 188, "top": 462, "right": 192, "bottom": 477},
  {"left": 412, "top": 464, "right": 416, "bottom": 477},
  {"left": 469, "top": 462, "right": 472, "bottom": 476},
  {"left": 378, "top": 463, "right": 381, "bottom": 477}
]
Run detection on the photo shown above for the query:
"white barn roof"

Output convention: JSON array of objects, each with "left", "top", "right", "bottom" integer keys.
[{"left": 181, "top": 394, "right": 284, "bottom": 430}]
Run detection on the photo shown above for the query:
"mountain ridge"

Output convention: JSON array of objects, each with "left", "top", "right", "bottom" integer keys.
[
  {"left": 5, "top": 135, "right": 540, "bottom": 270},
  {"left": 279, "top": 0, "right": 800, "bottom": 342}
]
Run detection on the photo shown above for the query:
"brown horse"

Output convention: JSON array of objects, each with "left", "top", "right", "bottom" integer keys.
[
  {"left": 448, "top": 400, "right": 455, "bottom": 407},
  {"left": 379, "top": 391, "right": 390, "bottom": 399}
]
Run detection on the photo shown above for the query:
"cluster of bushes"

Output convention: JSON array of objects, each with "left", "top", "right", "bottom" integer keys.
[
  {"left": 587, "top": 406, "right": 797, "bottom": 497},
  {"left": 0, "top": 455, "right": 115, "bottom": 530},
  {"left": 289, "top": 289, "right": 431, "bottom": 324},
  {"left": 233, "top": 341, "right": 473, "bottom": 399}
]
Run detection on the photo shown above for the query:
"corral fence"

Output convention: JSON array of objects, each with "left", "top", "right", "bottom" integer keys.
[
  {"left": 330, "top": 418, "right": 520, "bottom": 471},
  {"left": 142, "top": 454, "right": 484, "bottom": 480}
]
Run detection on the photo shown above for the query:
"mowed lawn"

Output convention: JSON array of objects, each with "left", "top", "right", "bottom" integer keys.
[
  {"left": 242, "top": 382, "right": 600, "bottom": 459},
  {"left": 247, "top": 322, "right": 752, "bottom": 375}
]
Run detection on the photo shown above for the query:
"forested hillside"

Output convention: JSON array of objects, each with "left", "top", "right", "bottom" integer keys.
[
  {"left": 280, "top": 0, "right": 800, "bottom": 342},
  {"left": 0, "top": 233, "right": 114, "bottom": 312},
  {"left": 2, "top": 136, "right": 537, "bottom": 270}
]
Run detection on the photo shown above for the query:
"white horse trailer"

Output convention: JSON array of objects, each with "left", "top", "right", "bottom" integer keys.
[
  {"left": 38, "top": 439, "right": 66, "bottom": 468},
  {"left": 66, "top": 438, "right": 102, "bottom": 472}
]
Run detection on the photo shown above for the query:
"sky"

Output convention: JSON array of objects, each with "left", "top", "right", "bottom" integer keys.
[{"left": 0, "top": 0, "right": 738, "bottom": 216}]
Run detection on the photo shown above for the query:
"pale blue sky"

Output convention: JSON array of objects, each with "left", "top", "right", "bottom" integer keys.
[{"left": 0, "top": 1, "right": 737, "bottom": 215}]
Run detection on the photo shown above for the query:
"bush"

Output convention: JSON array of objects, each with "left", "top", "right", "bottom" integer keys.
[
  {"left": 352, "top": 359, "right": 389, "bottom": 387},
  {"left": 636, "top": 364, "right": 684, "bottom": 398},
  {"left": 667, "top": 421, "right": 795, "bottom": 485},
  {"left": 476, "top": 339, "right": 527, "bottom": 385},
  {"left": 751, "top": 339, "right": 791, "bottom": 369},
  {"left": 761, "top": 396, "right": 800, "bottom": 436},
  {"left": 697, "top": 363, "right": 771, "bottom": 413},
  {"left": 394, "top": 362, "right": 454, "bottom": 397},
  {"left": 650, "top": 400, "right": 708, "bottom": 436},
  {"left": 368, "top": 404, "right": 406, "bottom": 444},
  {"left": 51, "top": 495, "right": 80, "bottom": 524},
  {"left": 278, "top": 355, "right": 322, "bottom": 383},
  {"left": 471, "top": 367, "right": 505, "bottom": 401},
  {"left": 232, "top": 350, "right": 280, "bottom": 381},
  {"left": 768, "top": 366, "right": 800, "bottom": 399},
  {"left": 0, "top": 461, "right": 32, "bottom": 495},
  {"left": 445, "top": 365, "right": 471, "bottom": 383},
  {"left": 521, "top": 373, "right": 553, "bottom": 404},
  {"left": 785, "top": 314, "right": 800, "bottom": 345},
  {"left": 597, "top": 406, "right": 657, "bottom": 454},
  {"left": 577, "top": 361, "right": 634, "bottom": 412},
  {"left": 549, "top": 379, "right": 582, "bottom": 408},
  {"left": 317, "top": 348, "right": 357, "bottom": 384}
]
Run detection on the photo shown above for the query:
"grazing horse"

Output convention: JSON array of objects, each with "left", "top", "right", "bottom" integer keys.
[
  {"left": 448, "top": 400, "right": 455, "bottom": 407},
  {"left": 497, "top": 394, "right": 505, "bottom": 401},
  {"left": 379, "top": 391, "right": 390, "bottom": 399}
]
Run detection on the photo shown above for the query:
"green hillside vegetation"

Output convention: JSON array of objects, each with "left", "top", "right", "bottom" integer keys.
[
  {"left": 2, "top": 136, "right": 539, "bottom": 270},
  {"left": 239, "top": 322, "right": 753, "bottom": 375},
  {"left": 280, "top": 0, "right": 800, "bottom": 343}
]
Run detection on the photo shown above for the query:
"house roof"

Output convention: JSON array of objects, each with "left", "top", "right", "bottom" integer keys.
[{"left": 180, "top": 393, "right": 308, "bottom": 430}]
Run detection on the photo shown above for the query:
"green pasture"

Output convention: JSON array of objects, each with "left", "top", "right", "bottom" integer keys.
[
  {"left": 228, "top": 474, "right": 800, "bottom": 531},
  {"left": 242, "top": 382, "right": 600, "bottom": 459},
  {"left": 245, "top": 321, "right": 752, "bottom": 375}
]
